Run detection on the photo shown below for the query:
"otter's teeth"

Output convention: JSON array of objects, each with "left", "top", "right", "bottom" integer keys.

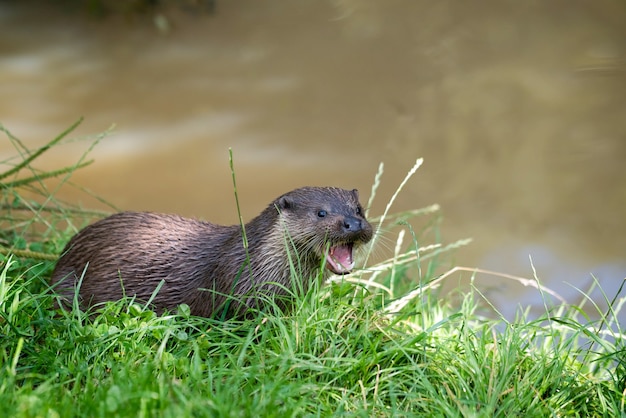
[{"left": 326, "top": 244, "right": 355, "bottom": 275}]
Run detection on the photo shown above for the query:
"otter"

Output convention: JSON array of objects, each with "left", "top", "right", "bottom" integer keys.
[{"left": 50, "top": 187, "right": 373, "bottom": 318}]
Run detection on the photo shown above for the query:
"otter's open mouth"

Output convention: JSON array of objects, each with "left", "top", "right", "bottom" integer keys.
[{"left": 325, "top": 243, "right": 355, "bottom": 275}]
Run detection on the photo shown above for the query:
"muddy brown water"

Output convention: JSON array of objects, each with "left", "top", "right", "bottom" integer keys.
[{"left": 2, "top": 1, "right": 625, "bottom": 320}]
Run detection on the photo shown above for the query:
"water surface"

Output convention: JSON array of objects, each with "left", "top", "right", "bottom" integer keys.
[{"left": 2, "top": 0, "right": 625, "bottom": 319}]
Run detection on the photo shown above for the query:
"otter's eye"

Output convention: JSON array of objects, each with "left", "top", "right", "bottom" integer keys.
[
  {"left": 317, "top": 210, "right": 327, "bottom": 218},
  {"left": 356, "top": 205, "right": 363, "bottom": 216}
]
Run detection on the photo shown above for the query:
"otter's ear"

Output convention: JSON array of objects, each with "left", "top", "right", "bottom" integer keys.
[
  {"left": 277, "top": 196, "right": 295, "bottom": 210},
  {"left": 351, "top": 189, "right": 359, "bottom": 200}
]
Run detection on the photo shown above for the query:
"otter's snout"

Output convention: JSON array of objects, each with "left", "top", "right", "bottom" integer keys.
[
  {"left": 342, "top": 216, "right": 363, "bottom": 233},
  {"left": 339, "top": 215, "right": 373, "bottom": 244}
]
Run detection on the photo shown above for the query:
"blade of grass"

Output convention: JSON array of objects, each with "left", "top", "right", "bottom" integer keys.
[{"left": 0, "top": 117, "right": 84, "bottom": 182}]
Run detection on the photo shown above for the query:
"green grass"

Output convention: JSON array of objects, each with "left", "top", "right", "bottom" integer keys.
[{"left": 0, "top": 122, "right": 624, "bottom": 417}]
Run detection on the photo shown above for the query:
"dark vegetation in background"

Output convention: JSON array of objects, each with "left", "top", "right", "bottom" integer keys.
[{"left": 11, "top": 0, "right": 216, "bottom": 19}]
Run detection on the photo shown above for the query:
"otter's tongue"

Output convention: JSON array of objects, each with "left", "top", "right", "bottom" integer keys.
[{"left": 326, "top": 244, "right": 355, "bottom": 275}]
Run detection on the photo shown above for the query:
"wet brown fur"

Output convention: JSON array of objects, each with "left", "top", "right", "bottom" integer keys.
[{"left": 50, "top": 187, "right": 373, "bottom": 318}]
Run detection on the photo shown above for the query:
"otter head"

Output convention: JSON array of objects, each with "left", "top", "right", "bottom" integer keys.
[{"left": 275, "top": 187, "right": 373, "bottom": 275}]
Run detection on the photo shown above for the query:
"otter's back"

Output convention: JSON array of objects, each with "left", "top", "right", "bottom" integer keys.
[{"left": 51, "top": 211, "right": 234, "bottom": 313}]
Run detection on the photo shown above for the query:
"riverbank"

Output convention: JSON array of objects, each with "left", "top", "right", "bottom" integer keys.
[{"left": 0, "top": 124, "right": 623, "bottom": 416}]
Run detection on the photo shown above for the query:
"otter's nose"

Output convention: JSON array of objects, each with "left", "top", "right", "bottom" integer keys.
[{"left": 342, "top": 216, "right": 362, "bottom": 232}]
